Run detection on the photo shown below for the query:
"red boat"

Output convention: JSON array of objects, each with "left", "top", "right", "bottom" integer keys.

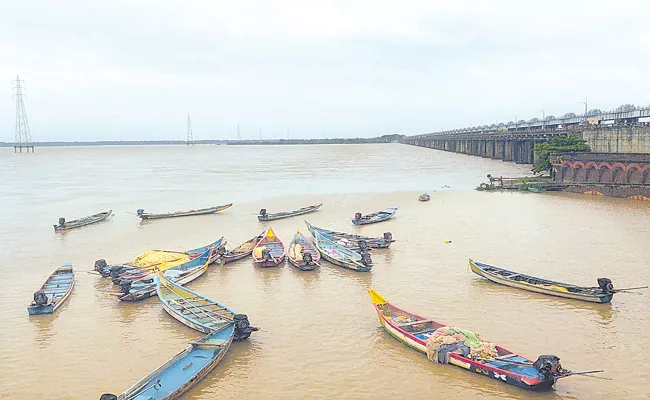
[
  {"left": 368, "top": 289, "right": 579, "bottom": 391},
  {"left": 252, "top": 227, "right": 286, "bottom": 267}
]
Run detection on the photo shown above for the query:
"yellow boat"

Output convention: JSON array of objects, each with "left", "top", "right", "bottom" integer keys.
[{"left": 469, "top": 259, "right": 615, "bottom": 303}]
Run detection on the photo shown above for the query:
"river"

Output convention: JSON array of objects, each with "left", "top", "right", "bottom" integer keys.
[{"left": 1, "top": 144, "right": 648, "bottom": 399}]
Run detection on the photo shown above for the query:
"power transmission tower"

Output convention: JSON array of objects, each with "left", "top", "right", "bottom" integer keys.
[
  {"left": 13, "top": 76, "right": 34, "bottom": 153},
  {"left": 186, "top": 113, "right": 194, "bottom": 146},
  {"left": 237, "top": 124, "right": 241, "bottom": 140}
]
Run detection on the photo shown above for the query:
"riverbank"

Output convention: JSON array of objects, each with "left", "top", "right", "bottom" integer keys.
[{"left": 1, "top": 134, "right": 405, "bottom": 148}]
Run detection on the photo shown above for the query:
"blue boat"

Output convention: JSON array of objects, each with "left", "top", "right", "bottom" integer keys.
[
  {"left": 118, "top": 249, "right": 214, "bottom": 302},
  {"left": 305, "top": 221, "right": 394, "bottom": 249},
  {"left": 109, "top": 326, "right": 235, "bottom": 400},
  {"left": 312, "top": 230, "right": 372, "bottom": 272},
  {"left": 28, "top": 263, "right": 75, "bottom": 315},
  {"left": 352, "top": 206, "right": 398, "bottom": 225},
  {"left": 101, "top": 275, "right": 258, "bottom": 400}
]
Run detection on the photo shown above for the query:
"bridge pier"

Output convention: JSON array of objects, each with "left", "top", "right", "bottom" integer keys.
[
  {"left": 504, "top": 140, "right": 514, "bottom": 161},
  {"left": 404, "top": 130, "right": 563, "bottom": 166}
]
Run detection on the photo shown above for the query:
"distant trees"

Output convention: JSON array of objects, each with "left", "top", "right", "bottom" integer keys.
[{"left": 532, "top": 136, "right": 591, "bottom": 174}]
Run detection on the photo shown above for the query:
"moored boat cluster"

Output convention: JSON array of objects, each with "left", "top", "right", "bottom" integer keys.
[{"left": 29, "top": 198, "right": 644, "bottom": 397}]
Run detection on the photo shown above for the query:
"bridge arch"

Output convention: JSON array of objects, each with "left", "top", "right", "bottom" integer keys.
[
  {"left": 628, "top": 167, "right": 643, "bottom": 184},
  {"left": 599, "top": 166, "right": 613, "bottom": 183},
  {"left": 574, "top": 166, "right": 586, "bottom": 183},
  {"left": 585, "top": 165, "right": 598, "bottom": 182},
  {"left": 612, "top": 166, "right": 626, "bottom": 184}
]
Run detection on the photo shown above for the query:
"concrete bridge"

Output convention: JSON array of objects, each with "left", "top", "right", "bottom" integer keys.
[
  {"left": 403, "top": 125, "right": 650, "bottom": 164},
  {"left": 404, "top": 129, "right": 567, "bottom": 164}
]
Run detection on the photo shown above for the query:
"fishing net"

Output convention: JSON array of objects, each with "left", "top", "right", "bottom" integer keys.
[
  {"left": 425, "top": 326, "right": 497, "bottom": 363},
  {"left": 237, "top": 242, "right": 255, "bottom": 252}
]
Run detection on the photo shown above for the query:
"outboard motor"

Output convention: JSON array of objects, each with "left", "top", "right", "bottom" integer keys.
[
  {"left": 597, "top": 278, "right": 614, "bottom": 292},
  {"left": 383, "top": 232, "right": 393, "bottom": 242},
  {"left": 94, "top": 259, "right": 108, "bottom": 273},
  {"left": 136, "top": 209, "right": 145, "bottom": 219},
  {"left": 99, "top": 395, "right": 118, "bottom": 400},
  {"left": 533, "top": 355, "right": 563, "bottom": 378},
  {"left": 120, "top": 281, "right": 132, "bottom": 294},
  {"left": 361, "top": 252, "right": 372, "bottom": 266},
  {"left": 33, "top": 291, "right": 48, "bottom": 307},
  {"left": 262, "top": 248, "right": 273, "bottom": 261},
  {"left": 217, "top": 246, "right": 227, "bottom": 256},
  {"left": 354, "top": 212, "right": 362, "bottom": 220},
  {"left": 259, "top": 209, "right": 267, "bottom": 216},
  {"left": 233, "top": 314, "right": 259, "bottom": 341},
  {"left": 109, "top": 266, "right": 125, "bottom": 279},
  {"left": 58, "top": 217, "right": 66, "bottom": 226},
  {"left": 358, "top": 240, "right": 369, "bottom": 252},
  {"left": 303, "top": 253, "right": 313, "bottom": 264}
]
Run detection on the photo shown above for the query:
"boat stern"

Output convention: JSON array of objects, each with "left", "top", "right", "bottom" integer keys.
[{"left": 27, "top": 304, "right": 54, "bottom": 315}]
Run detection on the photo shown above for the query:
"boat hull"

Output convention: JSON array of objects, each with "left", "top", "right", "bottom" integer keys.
[
  {"left": 288, "top": 258, "right": 318, "bottom": 271},
  {"left": 252, "top": 228, "right": 286, "bottom": 268},
  {"left": 319, "top": 251, "right": 370, "bottom": 272},
  {"left": 369, "top": 290, "right": 556, "bottom": 391},
  {"left": 53, "top": 210, "right": 112, "bottom": 231},
  {"left": 305, "top": 221, "right": 393, "bottom": 249},
  {"left": 117, "top": 326, "right": 234, "bottom": 400},
  {"left": 223, "top": 251, "right": 251, "bottom": 264},
  {"left": 351, "top": 206, "right": 398, "bottom": 225},
  {"left": 258, "top": 203, "right": 322, "bottom": 221},
  {"left": 27, "top": 265, "right": 74, "bottom": 316},
  {"left": 119, "top": 261, "right": 209, "bottom": 302},
  {"left": 254, "top": 256, "right": 286, "bottom": 268},
  {"left": 469, "top": 260, "right": 613, "bottom": 303},
  {"left": 138, "top": 204, "right": 232, "bottom": 220},
  {"left": 287, "top": 232, "right": 320, "bottom": 271},
  {"left": 27, "top": 304, "right": 55, "bottom": 315}
]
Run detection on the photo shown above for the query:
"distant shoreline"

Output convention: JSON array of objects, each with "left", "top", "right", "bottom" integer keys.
[{"left": 1, "top": 135, "right": 405, "bottom": 148}]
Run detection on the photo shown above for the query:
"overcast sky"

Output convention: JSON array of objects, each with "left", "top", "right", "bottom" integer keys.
[{"left": 1, "top": 1, "right": 649, "bottom": 141}]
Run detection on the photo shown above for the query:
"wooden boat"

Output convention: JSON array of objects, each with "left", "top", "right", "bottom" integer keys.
[
  {"left": 352, "top": 206, "right": 398, "bottom": 225},
  {"left": 103, "top": 277, "right": 259, "bottom": 400},
  {"left": 312, "top": 230, "right": 372, "bottom": 272},
  {"left": 53, "top": 210, "right": 112, "bottom": 231},
  {"left": 136, "top": 203, "right": 233, "bottom": 220},
  {"left": 287, "top": 231, "right": 320, "bottom": 271},
  {"left": 111, "top": 252, "right": 192, "bottom": 285},
  {"left": 221, "top": 233, "right": 264, "bottom": 264},
  {"left": 156, "top": 271, "right": 257, "bottom": 340},
  {"left": 305, "top": 221, "right": 393, "bottom": 249},
  {"left": 419, "top": 193, "right": 430, "bottom": 201},
  {"left": 469, "top": 259, "right": 616, "bottom": 303},
  {"left": 368, "top": 289, "right": 572, "bottom": 391},
  {"left": 252, "top": 227, "right": 286, "bottom": 267},
  {"left": 118, "top": 249, "right": 214, "bottom": 302},
  {"left": 95, "top": 240, "right": 218, "bottom": 277},
  {"left": 184, "top": 237, "right": 225, "bottom": 265},
  {"left": 109, "top": 325, "right": 234, "bottom": 400},
  {"left": 257, "top": 203, "right": 322, "bottom": 221},
  {"left": 28, "top": 263, "right": 75, "bottom": 315}
]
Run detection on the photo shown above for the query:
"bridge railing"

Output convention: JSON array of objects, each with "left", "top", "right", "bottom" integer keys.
[{"left": 411, "top": 106, "right": 650, "bottom": 138}]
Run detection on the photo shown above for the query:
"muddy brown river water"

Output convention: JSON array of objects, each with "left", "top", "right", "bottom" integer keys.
[{"left": 1, "top": 144, "right": 648, "bottom": 399}]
